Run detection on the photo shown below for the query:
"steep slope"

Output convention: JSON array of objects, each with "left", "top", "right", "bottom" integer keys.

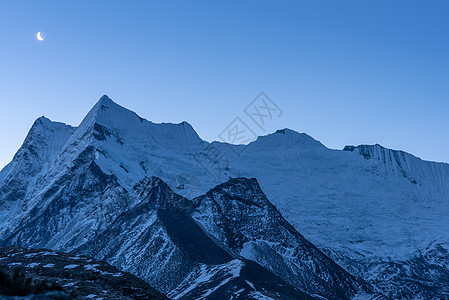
[
  {"left": 340, "top": 144, "right": 449, "bottom": 297},
  {"left": 0, "top": 117, "right": 75, "bottom": 187},
  {"left": 230, "top": 134, "right": 449, "bottom": 264},
  {"left": 344, "top": 144, "right": 449, "bottom": 199}
]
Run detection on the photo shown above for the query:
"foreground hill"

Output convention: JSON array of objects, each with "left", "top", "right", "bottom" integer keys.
[{"left": 0, "top": 246, "right": 167, "bottom": 299}]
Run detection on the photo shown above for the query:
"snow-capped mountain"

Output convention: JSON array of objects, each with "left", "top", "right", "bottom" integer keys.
[
  {"left": 1, "top": 95, "right": 448, "bottom": 298},
  {"left": 0, "top": 96, "right": 363, "bottom": 298}
]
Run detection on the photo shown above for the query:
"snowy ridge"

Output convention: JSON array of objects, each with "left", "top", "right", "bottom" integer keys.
[{"left": 251, "top": 128, "right": 325, "bottom": 149}]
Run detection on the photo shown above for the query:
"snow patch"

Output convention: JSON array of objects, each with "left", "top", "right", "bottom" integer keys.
[
  {"left": 63, "top": 264, "right": 79, "bottom": 269},
  {"left": 26, "top": 262, "right": 40, "bottom": 268}
]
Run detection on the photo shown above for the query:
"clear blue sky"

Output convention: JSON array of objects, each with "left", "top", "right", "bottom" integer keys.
[{"left": 1, "top": 0, "right": 448, "bottom": 169}]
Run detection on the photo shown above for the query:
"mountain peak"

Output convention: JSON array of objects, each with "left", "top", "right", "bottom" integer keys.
[
  {"left": 133, "top": 176, "right": 193, "bottom": 211},
  {"left": 34, "top": 115, "right": 51, "bottom": 124},
  {"left": 69, "top": 95, "right": 147, "bottom": 146},
  {"left": 211, "top": 177, "right": 260, "bottom": 191},
  {"left": 90, "top": 95, "right": 141, "bottom": 124},
  {"left": 85, "top": 96, "right": 201, "bottom": 142},
  {"left": 203, "top": 177, "right": 270, "bottom": 208},
  {"left": 99, "top": 94, "right": 113, "bottom": 103},
  {"left": 0, "top": 115, "right": 76, "bottom": 187},
  {"left": 26, "top": 116, "right": 74, "bottom": 143},
  {"left": 252, "top": 128, "right": 325, "bottom": 149},
  {"left": 94, "top": 95, "right": 124, "bottom": 114},
  {"left": 31, "top": 116, "right": 73, "bottom": 130},
  {"left": 134, "top": 176, "right": 169, "bottom": 191},
  {"left": 27, "top": 116, "right": 56, "bottom": 136}
]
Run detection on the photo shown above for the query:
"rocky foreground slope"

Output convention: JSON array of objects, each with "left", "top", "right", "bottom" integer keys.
[{"left": 0, "top": 246, "right": 167, "bottom": 299}]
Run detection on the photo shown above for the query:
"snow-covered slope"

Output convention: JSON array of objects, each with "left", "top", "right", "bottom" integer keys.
[{"left": 1, "top": 95, "right": 448, "bottom": 298}]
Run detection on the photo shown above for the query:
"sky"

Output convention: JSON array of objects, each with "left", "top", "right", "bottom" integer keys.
[{"left": 0, "top": 0, "right": 448, "bottom": 169}]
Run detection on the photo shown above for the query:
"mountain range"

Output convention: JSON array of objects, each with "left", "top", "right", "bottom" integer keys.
[{"left": 1, "top": 95, "right": 448, "bottom": 299}]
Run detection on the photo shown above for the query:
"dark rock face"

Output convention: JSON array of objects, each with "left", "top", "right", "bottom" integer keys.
[
  {"left": 0, "top": 246, "right": 168, "bottom": 299},
  {"left": 191, "top": 178, "right": 366, "bottom": 299}
]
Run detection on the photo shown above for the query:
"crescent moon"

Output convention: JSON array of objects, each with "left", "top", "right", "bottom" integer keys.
[{"left": 37, "top": 32, "right": 44, "bottom": 41}]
